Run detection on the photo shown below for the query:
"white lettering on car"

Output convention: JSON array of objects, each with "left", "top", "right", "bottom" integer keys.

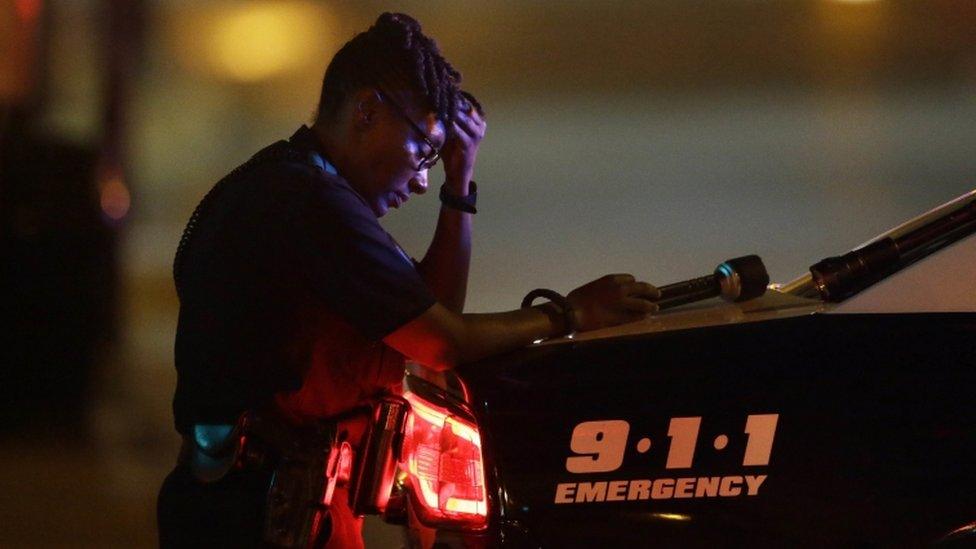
[
  {"left": 554, "top": 476, "right": 770, "bottom": 503},
  {"left": 555, "top": 413, "right": 779, "bottom": 505}
]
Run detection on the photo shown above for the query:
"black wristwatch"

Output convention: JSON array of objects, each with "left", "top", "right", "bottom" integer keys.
[{"left": 439, "top": 181, "right": 477, "bottom": 214}]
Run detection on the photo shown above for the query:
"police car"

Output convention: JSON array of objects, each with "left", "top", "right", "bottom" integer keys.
[{"left": 364, "top": 190, "right": 976, "bottom": 548}]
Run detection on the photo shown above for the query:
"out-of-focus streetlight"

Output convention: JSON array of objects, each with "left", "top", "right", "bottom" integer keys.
[{"left": 167, "top": 1, "right": 336, "bottom": 83}]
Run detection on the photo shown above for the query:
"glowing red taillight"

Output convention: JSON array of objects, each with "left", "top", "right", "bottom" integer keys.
[{"left": 401, "top": 391, "right": 487, "bottom": 527}]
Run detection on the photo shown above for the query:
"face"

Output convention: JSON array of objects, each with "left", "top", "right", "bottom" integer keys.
[{"left": 351, "top": 90, "right": 447, "bottom": 217}]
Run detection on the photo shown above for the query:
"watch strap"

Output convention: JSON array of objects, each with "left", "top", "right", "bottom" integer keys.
[
  {"left": 521, "top": 288, "right": 577, "bottom": 338},
  {"left": 439, "top": 181, "right": 477, "bottom": 214}
]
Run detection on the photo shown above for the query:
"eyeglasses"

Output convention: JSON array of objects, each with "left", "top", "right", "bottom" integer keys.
[{"left": 376, "top": 87, "right": 441, "bottom": 171}]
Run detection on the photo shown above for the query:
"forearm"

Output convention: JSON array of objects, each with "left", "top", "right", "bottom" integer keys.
[
  {"left": 384, "top": 301, "right": 569, "bottom": 372},
  {"left": 455, "top": 304, "right": 566, "bottom": 364},
  {"left": 417, "top": 179, "right": 472, "bottom": 313}
]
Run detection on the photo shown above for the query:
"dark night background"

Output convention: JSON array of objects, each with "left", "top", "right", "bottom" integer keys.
[{"left": 2, "top": 1, "right": 975, "bottom": 546}]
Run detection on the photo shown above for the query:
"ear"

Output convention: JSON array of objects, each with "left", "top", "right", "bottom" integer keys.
[{"left": 352, "top": 88, "right": 383, "bottom": 128}]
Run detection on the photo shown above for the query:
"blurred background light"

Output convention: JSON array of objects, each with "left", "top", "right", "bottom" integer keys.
[
  {"left": 14, "top": 0, "right": 42, "bottom": 21},
  {"left": 0, "top": 0, "right": 42, "bottom": 103},
  {"left": 207, "top": 2, "right": 328, "bottom": 82},
  {"left": 168, "top": 1, "right": 335, "bottom": 83},
  {"left": 99, "top": 169, "right": 132, "bottom": 221}
]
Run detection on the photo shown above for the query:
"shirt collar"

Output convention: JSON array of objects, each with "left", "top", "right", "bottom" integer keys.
[{"left": 289, "top": 125, "right": 338, "bottom": 176}]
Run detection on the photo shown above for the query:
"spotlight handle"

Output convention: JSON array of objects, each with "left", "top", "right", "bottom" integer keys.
[
  {"left": 655, "top": 255, "right": 770, "bottom": 311},
  {"left": 656, "top": 275, "right": 720, "bottom": 310}
]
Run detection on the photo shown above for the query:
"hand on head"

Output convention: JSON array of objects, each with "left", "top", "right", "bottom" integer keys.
[{"left": 441, "top": 90, "right": 487, "bottom": 188}]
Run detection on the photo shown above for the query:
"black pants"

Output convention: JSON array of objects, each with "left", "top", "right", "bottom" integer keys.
[{"left": 157, "top": 465, "right": 273, "bottom": 548}]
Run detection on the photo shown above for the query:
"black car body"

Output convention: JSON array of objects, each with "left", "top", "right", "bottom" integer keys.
[{"left": 380, "top": 191, "right": 976, "bottom": 548}]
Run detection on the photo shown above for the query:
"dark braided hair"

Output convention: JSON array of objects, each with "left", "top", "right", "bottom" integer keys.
[{"left": 315, "top": 13, "right": 471, "bottom": 126}]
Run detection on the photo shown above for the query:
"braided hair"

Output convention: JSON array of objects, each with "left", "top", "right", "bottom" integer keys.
[{"left": 315, "top": 13, "right": 468, "bottom": 126}]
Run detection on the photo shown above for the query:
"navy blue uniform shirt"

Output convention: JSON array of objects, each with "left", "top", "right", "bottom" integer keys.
[{"left": 172, "top": 126, "right": 435, "bottom": 431}]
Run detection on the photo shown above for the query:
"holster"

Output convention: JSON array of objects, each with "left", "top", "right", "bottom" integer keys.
[
  {"left": 258, "top": 415, "right": 344, "bottom": 549},
  {"left": 177, "top": 411, "right": 343, "bottom": 548},
  {"left": 348, "top": 396, "right": 409, "bottom": 515},
  {"left": 263, "top": 396, "right": 409, "bottom": 548},
  {"left": 177, "top": 397, "right": 408, "bottom": 549}
]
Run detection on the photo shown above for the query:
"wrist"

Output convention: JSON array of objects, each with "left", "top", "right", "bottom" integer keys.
[
  {"left": 535, "top": 303, "right": 571, "bottom": 338},
  {"left": 521, "top": 288, "right": 577, "bottom": 339},
  {"left": 443, "top": 176, "right": 472, "bottom": 196},
  {"left": 440, "top": 181, "right": 477, "bottom": 214}
]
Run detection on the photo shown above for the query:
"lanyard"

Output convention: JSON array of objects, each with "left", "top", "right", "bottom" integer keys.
[{"left": 307, "top": 150, "right": 338, "bottom": 176}]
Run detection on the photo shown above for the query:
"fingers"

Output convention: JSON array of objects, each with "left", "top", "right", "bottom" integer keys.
[
  {"left": 456, "top": 105, "right": 485, "bottom": 124},
  {"left": 452, "top": 109, "right": 486, "bottom": 140},
  {"left": 621, "top": 297, "right": 659, "bottom": 314},
  {"left": 458, "top": 90, "right": 485, "bottom": 116},
  {"left": 616, "top": 278, "right": 661, "bottom": 319},
  {"left": 609, "top": 273, "right": 635, "bottom": 284},
  {"left": 605, "top": 275, "right": 658, "bottom": 298},
  {"left": 451, "top": 120, "right": 477, "bottom": 142},
  {"left": 625, "top": 281, "right": 661, "bottom": 301}
]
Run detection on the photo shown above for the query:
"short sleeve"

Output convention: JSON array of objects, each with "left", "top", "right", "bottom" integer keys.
[{"left": 292, "top": 172, "right": 436, "bottom": 341}]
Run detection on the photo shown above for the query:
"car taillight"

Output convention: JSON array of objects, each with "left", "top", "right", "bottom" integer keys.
[{"left": 400, "top": 391, "right": 488, "bottom": 528}]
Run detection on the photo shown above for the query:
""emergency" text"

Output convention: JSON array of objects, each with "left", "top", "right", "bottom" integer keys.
[{"left": 554, "top": 475, "right": 767, "bottom": 504}]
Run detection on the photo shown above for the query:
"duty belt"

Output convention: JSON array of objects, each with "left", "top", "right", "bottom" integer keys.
[
  {"left": 178, "top": 410, "right": 355, "bottom": 549},
  {"left": 178, "top": 397, "right": 408, "bottom": 549},
  {"left": 177, "top": 410, "right": 349, "bottom": 482}
]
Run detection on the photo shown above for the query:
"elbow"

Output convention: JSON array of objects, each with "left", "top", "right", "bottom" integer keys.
[
  {"left": 392, "top": 319, "right": 463, "bottom": 372},
  {"left": 383, "top": 303, "right": 470, "bottom": 372},
  {"left": 415, "top": 307, "right": 470, "bottom": 371},
  {"left": 410, "top": 335, "right": 460, "bottom": 372},
  {"left": 429, "top": 328, "right": 466, "bottom": 372},
  {"left": 426, "top": 357, "right": 457, "bottom": 373}
]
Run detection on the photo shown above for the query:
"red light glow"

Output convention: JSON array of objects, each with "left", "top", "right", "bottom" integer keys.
[
  {"left": 99, "top": 172, "right": 131, "bottom": 221},
  {"left": 401, "top": 392, "right": 487, "bottom": 527},
  {"left": 15, "top": 0, "right": 42, "bottom": 22}
]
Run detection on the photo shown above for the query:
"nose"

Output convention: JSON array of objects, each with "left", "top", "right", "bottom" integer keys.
[{"left": 409, "top": 170, "right": 429, "bottom": 195}]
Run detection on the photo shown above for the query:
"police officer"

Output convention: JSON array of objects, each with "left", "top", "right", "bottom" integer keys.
[{"left": 158, "top": 12, "right": 659, "bottom": 548}]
